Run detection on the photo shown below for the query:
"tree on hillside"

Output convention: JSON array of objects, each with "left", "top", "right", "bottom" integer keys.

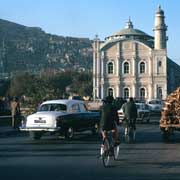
[
  {"left": 47, "top": 71, "right": 73, "bottom": 98},
  {"left": 6, "top": 70, "right": 93, "bottom": 108},
  {"left": 9, "top": 73, "right": 53, "bottom": 106},
  {"left": 71, "top": 72, "right": 92, "bottom": 97}
]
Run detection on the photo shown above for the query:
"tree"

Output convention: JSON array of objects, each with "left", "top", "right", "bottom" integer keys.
[
  {"left": 47, "top": 71, "right": 73, "bottom": 98},
  {"left": 0, "top": 79, "right": 10, "bottom": 97},
  {"left": 6, "top": 70, "right": 93, "bottom": 109},
  {"left": 71, "top": 71, "right": 92, "bottom": 97}
]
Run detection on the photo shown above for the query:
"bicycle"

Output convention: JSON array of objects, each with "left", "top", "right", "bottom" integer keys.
[
  {"left": 124, "top": 121, "right": 136, "bottom": 143},
  {"left": 100, "top": 131, "right": 120, "bottom": 167}
]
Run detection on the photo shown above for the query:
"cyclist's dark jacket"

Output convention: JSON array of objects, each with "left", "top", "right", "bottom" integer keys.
[{"left": 100, "top": 103, "right": 118, "bottom": 131}]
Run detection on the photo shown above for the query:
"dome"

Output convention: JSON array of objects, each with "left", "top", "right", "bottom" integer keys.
[
  {"left": 105, "top": 18, "right": 153, "bottom": 41},
  {"left": 112, "top": 28, "right": 148, "bottom": 37}
]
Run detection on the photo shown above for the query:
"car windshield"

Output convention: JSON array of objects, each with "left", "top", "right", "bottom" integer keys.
[{"left": 38, "top": 103, "right": 67, "bottom": 112}]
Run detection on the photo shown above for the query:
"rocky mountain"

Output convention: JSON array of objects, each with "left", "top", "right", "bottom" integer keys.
[{"left": 0, "top": 19, "right": 93, "bottom": 76}]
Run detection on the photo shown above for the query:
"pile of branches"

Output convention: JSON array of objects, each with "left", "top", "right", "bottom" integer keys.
[{"left": 160, "top": 87, "right": 180, "bottom": 125}]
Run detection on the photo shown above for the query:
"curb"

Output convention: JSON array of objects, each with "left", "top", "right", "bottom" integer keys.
[{"left": 0, "top": 127, "right": 25, "bottom": 138}]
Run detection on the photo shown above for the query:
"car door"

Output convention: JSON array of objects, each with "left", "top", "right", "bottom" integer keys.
[
  {"left": 79, "top": 103, "right": 92, "bottom": 129},
  {"left": 69, "top": 103, "right": 84, "bottom": 130}
]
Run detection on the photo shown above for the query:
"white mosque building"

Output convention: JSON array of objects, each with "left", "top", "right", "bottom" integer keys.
[{"left": 93, "top": 6, "right": 180, "bottom": 101}]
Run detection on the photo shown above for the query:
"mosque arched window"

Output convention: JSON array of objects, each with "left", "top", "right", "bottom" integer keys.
[
  {"left": 124, "top": 88, "right": 129, "bottom": 99},
  {"left": 140, "top": 87, "right": 145, "bottom": 99},
  {"left": 157, "top": 87, "right": 162, "bottom": 99},
  {"left": 140, "top": 62, "right": 145, "bottom": 74},
  {"left": 108, "top": 88, "right": 114, "bottom": 97},
  {"left": 158, "top": 61, "right": 162, "bottom": 67},
  {"left": 123, "top": 62, "right": 129, "bottom": 74},
  {"left": 107, "top": 62, "right": 114, "bottom": 74}
]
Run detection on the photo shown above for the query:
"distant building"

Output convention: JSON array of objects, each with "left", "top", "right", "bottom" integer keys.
[{"left": 93, "top": 6, "right": 180, "bottom": 100}]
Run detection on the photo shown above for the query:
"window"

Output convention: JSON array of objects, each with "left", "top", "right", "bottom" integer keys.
[
  {"left": 157, "top": 87, "right": 162, "bottom": 99},
  {"left": 124, "top": 62, "right": 129, "bottom": 74},
  {"left": 157, "top": 61, "right": 163, "bottom": 74},
  {"left": 38, "top": 104, "right": 67, "bottom": 112},
  {"left": 71, "top": 104, "right": 80, "bottom": 112},
  {"left": 140, "top": 62, "right": 145, "bottom": 74},
  {"left": 158, "top": 61, "right": 162, "bottom": 67},
  {"left": 124, "top": 88, "right": 129, "bottom": 99},
  {"left": 108, "top": 88, "right": 114, "bottom": 97},
  {"left": 140, "top": 88, "right": 145, "bottom": 99},
  {"left": 107, "top": 62, "right": 113, "bottom": 74},
  {"left": 79, "top": 103, "right": 87, "bottom": 112},
  {"left": 38, "top": 104, "right": 50, "bottom": 111}
]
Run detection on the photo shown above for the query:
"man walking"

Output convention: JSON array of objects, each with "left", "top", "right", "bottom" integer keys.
[
  {"left": 122, "top": 97, "right": 137, "bottom": 140},
  {"left": 11, "top": 97, "right": 21, "bottom": 128}
]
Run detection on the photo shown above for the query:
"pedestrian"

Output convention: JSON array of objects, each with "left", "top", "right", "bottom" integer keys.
[
  {"left": 10, "top": 97, "right": 21, "bottom": 128},
  {"left": 122, "top": 97, "right": 137, "bottom": 138}
]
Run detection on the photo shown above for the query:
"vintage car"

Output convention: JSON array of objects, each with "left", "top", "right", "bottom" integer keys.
[
  {"left": 146, "top": 99, "right": 163, "bottom": 113},
  {"left": 118, "top": 102, "right": 151, "bottom": 123},
  {"left": 20, "top": 99, "right": 100, "bottom": 140}
]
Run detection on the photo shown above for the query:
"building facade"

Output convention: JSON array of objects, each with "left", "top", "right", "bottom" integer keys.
[{"left": 93, "top": 6, "right": 180, "bottom": 101}]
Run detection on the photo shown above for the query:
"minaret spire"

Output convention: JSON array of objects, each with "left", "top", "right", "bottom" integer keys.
[
  {"left": 125, "top": 17, "right": 133, "bottom": 29},
  {"left": 154, "top": 5, "right": 167, "bottom": 49}
]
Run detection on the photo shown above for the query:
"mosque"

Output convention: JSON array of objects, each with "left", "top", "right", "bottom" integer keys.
[{"left": 93, "top": 6, "right": 180, "bottom": 101}]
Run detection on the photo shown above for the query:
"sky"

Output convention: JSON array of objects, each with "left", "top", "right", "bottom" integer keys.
[{"left": 0, "top": 0, "right": 180, "bottom": 64}]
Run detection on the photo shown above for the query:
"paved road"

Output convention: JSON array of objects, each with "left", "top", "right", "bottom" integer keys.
[{"left": 1, "top": 123, "right": 180, "bottom": 180}]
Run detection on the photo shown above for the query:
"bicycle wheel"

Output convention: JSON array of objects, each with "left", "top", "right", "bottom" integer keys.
[
  {"left": 124, "top": 127, "right": 130, "bottom": 143},
  {"left": 129, "top": 127, "right": 134, "bottom": 143},
  {"left": 113, "top": 145, "right": 120, "bottom": 160},
  {"left": 102, "top": 138, "right": 110, "bottom": 167}
]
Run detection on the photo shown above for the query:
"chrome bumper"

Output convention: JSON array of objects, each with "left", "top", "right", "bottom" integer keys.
[{"left": 20, "top": 126, "right": 61, "bottom": 132}]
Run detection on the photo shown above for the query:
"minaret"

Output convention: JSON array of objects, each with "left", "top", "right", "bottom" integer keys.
[
  {"left": 93, "top": 35, "right": 101, "bottom": 100},
  {"left": 154, "top": 5, "right": 167, "bottom": 49}
]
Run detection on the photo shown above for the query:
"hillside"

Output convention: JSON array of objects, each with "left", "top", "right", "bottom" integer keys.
[{"left": 0, "top": 19, "right": 93, "bottom": 75}]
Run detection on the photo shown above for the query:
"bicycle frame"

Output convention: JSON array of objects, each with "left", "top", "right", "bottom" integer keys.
[{"left": 125, "top": 122, "right": 136, "bottom": 143}]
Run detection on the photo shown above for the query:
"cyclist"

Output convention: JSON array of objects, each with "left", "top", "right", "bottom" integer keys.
[
  {"left": 100, "top": 96, "right": 120, "bottom": 146},
  {"left": 122, "top": 97, "right": 137, "bottom": 136}
]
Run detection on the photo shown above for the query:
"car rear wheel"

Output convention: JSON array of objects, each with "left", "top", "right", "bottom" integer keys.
[
  {"left": 65, "top": 127, "right": 74, "bottom": 139},
  {"left": 162, "top": 130, "right": 170, "bottom": 141},
  {"left": 29, "top": 131, "right": 42, "bottom": 140},
  {"left": 91, "top": 123, "right": 99, "bottom": 135},
  {"left": 146, "top": 118, "right": 150, "bottom": 123},
  {"left": 162, "top": 128, "right": 174, "bottom": 142}
]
